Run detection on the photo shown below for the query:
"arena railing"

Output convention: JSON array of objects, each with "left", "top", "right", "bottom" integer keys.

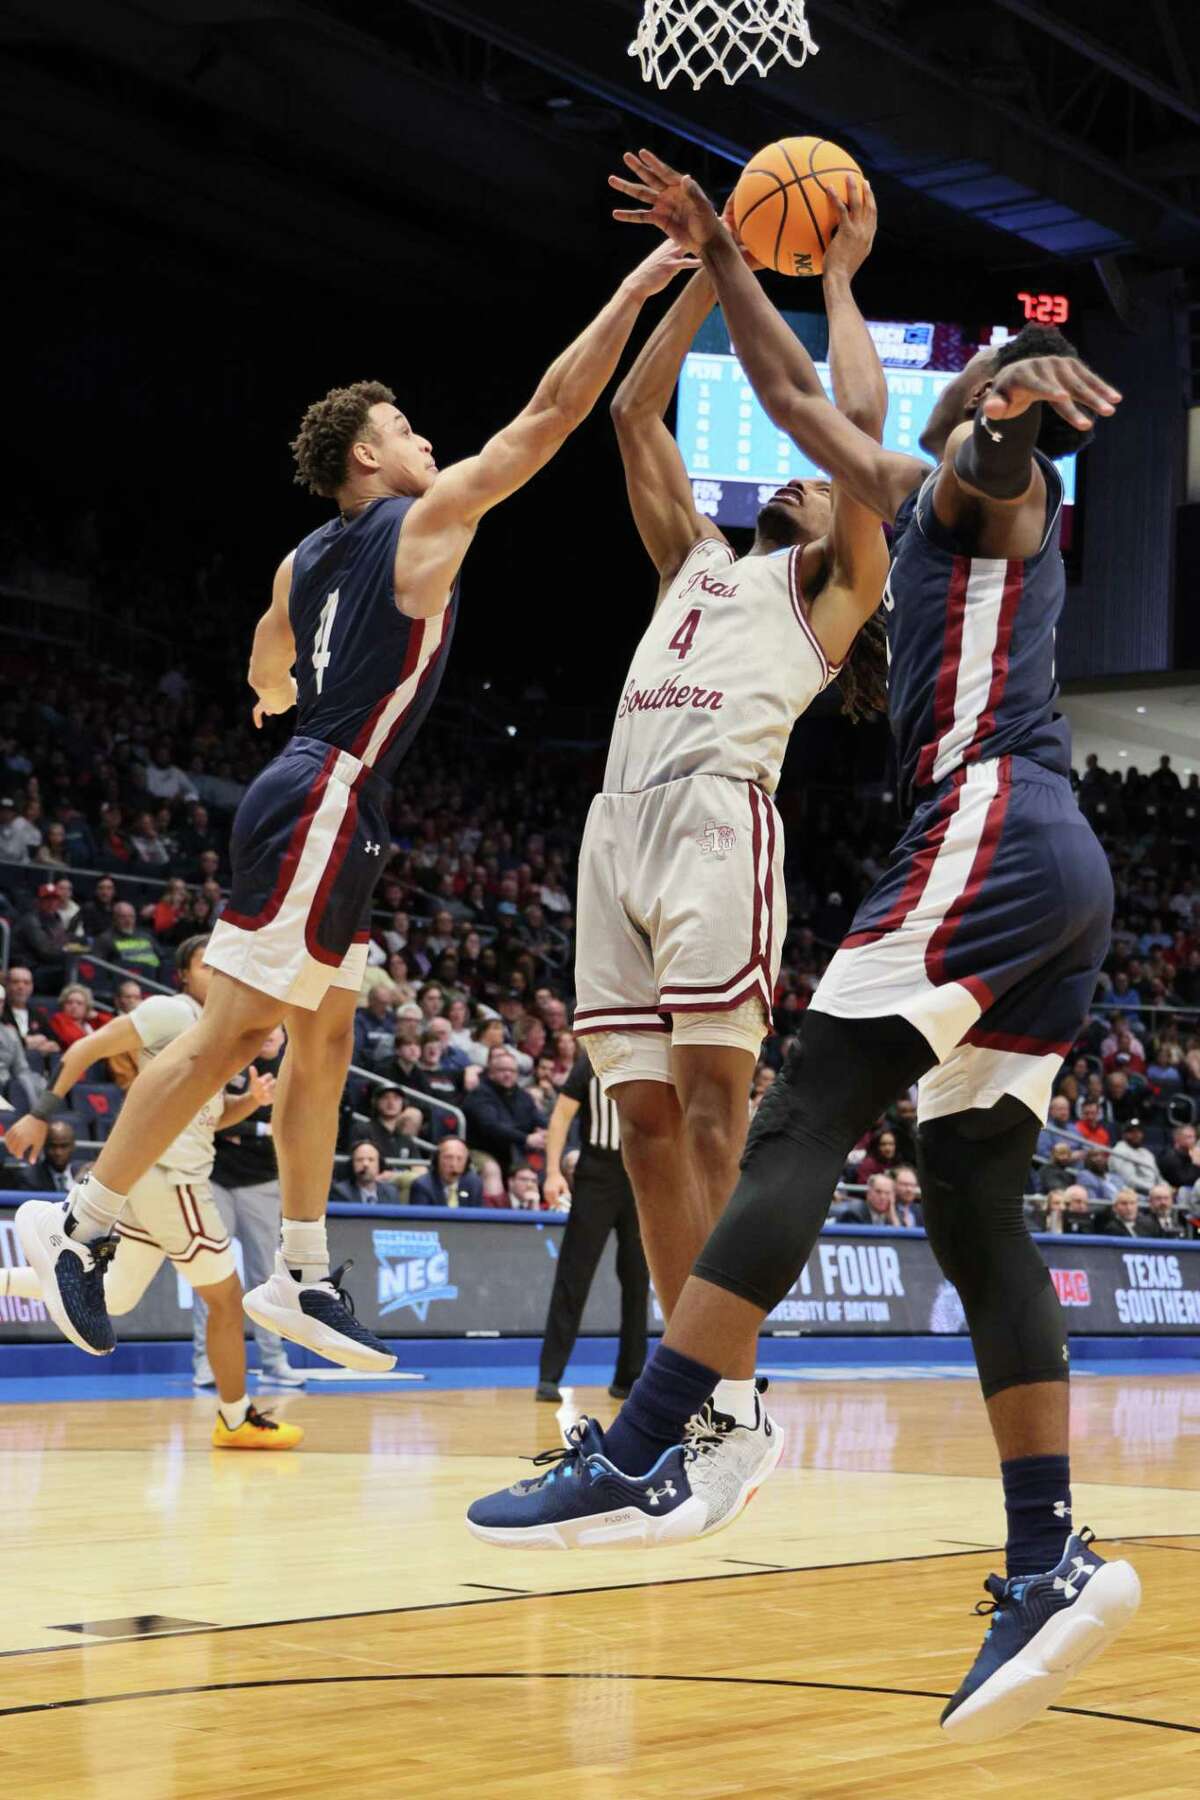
[{"left": 346, "top": 1061, "right": 467, "bottom": 1141}]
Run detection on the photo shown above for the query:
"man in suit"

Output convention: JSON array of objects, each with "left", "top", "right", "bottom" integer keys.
[
  {"left": 330, "top": 1140, "right": 418, "bottom": 1206},
  {"left": 1100, "top": 1189, "right": 1144, "bottom": 1238},
  {"left": 0, "top": 1119, "right": 78, "bottom": 1192},
  {"left": 1141, "top": 1182, "right": 1193, "bottom": 1240},
  {"left": 410, "top": 1138, "right": 483, "bottom": 1208}
]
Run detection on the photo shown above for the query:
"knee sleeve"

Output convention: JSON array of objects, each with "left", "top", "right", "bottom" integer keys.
[
  {"left": 693, "top": 1011, "right": 935, "bottom": 1313},
  {"left": 918, "top": 1095, "right": 1067, "bottom": 1401}
]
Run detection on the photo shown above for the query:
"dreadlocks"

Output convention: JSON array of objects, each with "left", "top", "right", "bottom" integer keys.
[{"left": 837, "top": 604, "right": 889, "bottom": 724}]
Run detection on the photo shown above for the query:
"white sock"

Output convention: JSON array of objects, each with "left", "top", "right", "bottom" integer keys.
[
  {"left": 712, "top": 1378, "right": 758, "bottom": 1428},
  {"left": 281, "top": 1220, "right": 329, "bottom": 1285},
  {"left": 67, "top": 1175, "right": 126, "bottom": 1244},
  {"left": 218, "top": 1395, "right": 251, "bottom": 1430},
  {"left": 0, "top": 1267, "right": 44, "bottom": 1300}
]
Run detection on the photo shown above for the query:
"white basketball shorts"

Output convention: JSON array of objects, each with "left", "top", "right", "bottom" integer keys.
[
  {"left": 574, "top": 774, "right": 784, "bottom": 1089},
  {"left": 111, "top": 1167, "right": 236, "bottom": 1307}
]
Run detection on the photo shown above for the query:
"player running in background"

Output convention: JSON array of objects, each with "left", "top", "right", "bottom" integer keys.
[
  {"left": 569, "top": 194, "right": 887, "bottom": 1488},
  {"left": 4, "top": 937, "right": 301, "bottom": 1450},
  {"left": 17, "top": 241, "right": 700, "bottom": 1373},
  {"left": 471, "top": 153, "right": 1141, "bottom": 1746}
]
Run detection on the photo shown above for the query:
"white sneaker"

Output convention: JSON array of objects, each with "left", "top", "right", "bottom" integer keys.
[
  {"left": 257, "top": 1358, "right": 308, "bottom": 1388},
  {"left": 242, "top": 1255, "right": 395, "bottom": 1374},
  {"left": 683, "top": 1391, "right": 784, "bottom": 1537}
]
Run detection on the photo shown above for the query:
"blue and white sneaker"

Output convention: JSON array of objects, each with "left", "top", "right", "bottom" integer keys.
[
  {"left": 15, "top": 1199, "right": 116, "bottom": 1356},
  {"left": 466, "top": 1406, "right": 783, "bottom": 1551},
  {"left": 242, "top": 1255, "right": 395, "bottom": 1374},
  {"left": 941, "top": 1529, "right": 1141, "bottom": 1744}
]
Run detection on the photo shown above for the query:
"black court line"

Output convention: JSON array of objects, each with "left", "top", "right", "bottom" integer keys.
[
  {"left": 722, "top": 1558, "right": 794, "bottom": 1570},
  {"left": 0, "top": 1671, "right": 1194, "bottom": 1736},
  {"left": 460, "top": 1584, "right": 529, "bottom": 1595},
  {"left": 3, "top": 1537, "right": 1189, "bottom": 1667}
]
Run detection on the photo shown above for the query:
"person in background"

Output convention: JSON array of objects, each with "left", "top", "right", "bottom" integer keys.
[
  {"left": 192, "top": 1024, "right": 304, "bottom": 1390},
  {"left": 12, "top": 884, "right": 73, "bottom": 986},
  {"left": 106, "top": 978, "right": 147, "bottom": 1091},
  {"left": 1107, "top": 1119, "right": 1161, "bottom": 1192},
  {"left": 1076, "top": 1147, "right": 1120, "bottom": 1206},
  {"left": 1100, "top": 1189, "right": 1143, "bottom": 1238},
  {"left": 835, "top": 1172, "right": 901, "bottom": 1228},
  {"left": 331, "top": 1140, "right": 399, "bottom": 1205},
  {"left": 892, "top": 1164, "right": 923, "bottom": 1228},
  {"left": 536, "top": 1053, "right": 648, "bottom": 1404},
  {"left": 362, "top": 1086, "right": 426, "bottom": 1168},
  {"left": 0, "top": 1119, "right": 80, "bottom": 1192},
  {"left": 505, "top": 1164, "right": 545, "bottom": 1210},
  {"left": 80, "top": 875, "right": 119, "bottom": 941},
  {"left": 0, "top": 1011, "right": 42, "bottom": 1116},
  {"left": 92, "top": 899, "right": 162, "bottom": 979},
  {"left": 0, "top": 966, "right": 58, "bottom": 1059},
  {"left": 1035, "top": 1094, "right": 1076, "bottom": 1161},
  {"left": 1141, "top": 1183, "right": 1192, "bottom": 1240},
  {"left": 1060, "top": 1186, "right": 1096, "bottom": 1235},
  {"left": 463, "top": 1047, "right": 547, "bottom": 1175},
  {"left": 409, "top": 1137, "right": 483, "bottom": 1208},
  {"left": 48, "top": 984, "right": 112, "bottom": 1053}
]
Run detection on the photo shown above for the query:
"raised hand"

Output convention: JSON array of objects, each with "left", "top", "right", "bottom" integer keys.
[
  {"left": 247, "top": 1067, "right": 276, "bottom": 1108},
  {"left": 623, "top": 238, "right": 703, "bottom": 300},
  {"left": 823, "top": 175, "right": 878, "bottom": 282},
  {"left": 609, "top": 149, "right": 722, "bottom": 254},
  {"left": 252, "top": 676, "right": 297, "bottom": 730},
  {"left": 983, "top": 356, "right": 1121, "bottom": 431}
]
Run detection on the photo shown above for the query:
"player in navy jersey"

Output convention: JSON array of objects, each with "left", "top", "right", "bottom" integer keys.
[
  {"left": 16, "top": 239, "right": 699, "bottom": 1372},
  {"left": 470, "top": 155, "right": 1141, "bottom": 1744}
]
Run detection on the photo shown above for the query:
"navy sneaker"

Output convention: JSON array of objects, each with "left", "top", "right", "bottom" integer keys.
[
  {"left": 467, "top": 1417, "right": 714, "bottom": 1550},
  {"left": 243, "top": 1255, "right": 396, "bottom": 1374},
  {"left": 941, "top": 1528, "right": 1141, "bottom": 1744},
  {"left": 15, "top": 1200, "right": 117, "bottom": 1355}
]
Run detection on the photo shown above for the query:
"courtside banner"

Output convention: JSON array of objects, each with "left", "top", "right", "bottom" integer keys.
[{"left": 1, "top": 1204, "right": 1198, "bottom": 1339}]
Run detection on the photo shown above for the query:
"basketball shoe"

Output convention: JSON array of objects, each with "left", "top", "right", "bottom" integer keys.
[
  {"left": 258, "top": 1356, "right": 308, "bottom": 1388},
  {"left": 15, "top": 1200, "right": 116, "bottom": 1355},
  {"left": 940, "top": 1529, "right": 1141, "bottom": 1744},
  {"left": 212, "top": 1403, "right": 304, "bottom": 1451},
  {"left": 467, "top": 1408, "right": 782, "bottom": 1550},
  {"left": 242, "top": 1255, "right": 395, "bottom": 1373}
]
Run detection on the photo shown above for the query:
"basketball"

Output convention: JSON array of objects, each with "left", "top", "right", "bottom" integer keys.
[{"left": 732, "top": 135, "right": 863, "bottom": 276}]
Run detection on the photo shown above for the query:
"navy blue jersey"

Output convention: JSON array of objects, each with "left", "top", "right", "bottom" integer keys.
[
  {"left": 288, "top": 496, "right": 458, "bottom": 782},
  {"left": 885, "top": 450, "right": 1071, "bottom": 810}
]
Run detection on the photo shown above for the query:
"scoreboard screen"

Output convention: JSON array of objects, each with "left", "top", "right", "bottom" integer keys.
[{"left": 675, "top": 318, "right": 1077, "bottom": 538}]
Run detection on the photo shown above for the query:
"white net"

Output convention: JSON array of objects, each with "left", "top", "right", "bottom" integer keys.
[{"left": 629, "top": 0, "right": 818, "bottom": 91}]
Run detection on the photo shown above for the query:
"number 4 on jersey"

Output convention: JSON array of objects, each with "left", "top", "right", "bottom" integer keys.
[
  {"left": 313, "top": 589, "right": 339, "bottom": 695},
  {"left": 669, "top": 607, "right": 701, "bottom": 661}
]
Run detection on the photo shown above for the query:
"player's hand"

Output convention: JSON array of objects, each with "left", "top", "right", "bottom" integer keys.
[
  {"left": 246, "top": 1068, "right": 276, "bottom": 1108},
  {"left": 823, "top": 175, "right": 877, "bottom": 282},
  {"left": 721, "top": 196, "right": 764, "bottom": 271},
  {"left": 982, "top": 356, "right": 1120, "bottom": 432},
  {"left": 252, "top": 676, "right": 297, "bottom": 729},
  {"left": 609, "top": 149, "right": 722, "bottom": 253},
  {"left": 4, "top": 1114, "right": 46, "bottom": 1163},
  {"left": 542, "top": 1171, "right": 570, "bottom": 1209},
  {"left": 622, "top": 239, "right": 702, "bottom": 300}
]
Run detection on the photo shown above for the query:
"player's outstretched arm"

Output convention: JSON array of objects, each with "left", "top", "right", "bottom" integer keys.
[
  {"left": 822, "top": 177, "right": 888, "bottom": 441},
  {"left": 392, "top": 245, "right": 698, "bottom": 619},
  {"left": 3, "top": 1016, "right": 142, "bottom": 1163},
  {"left": 249, "top": 552, "right": 298, "bottom": 729},
  {"left": 610, "top": 249, "right": 727, "bottom": 598},
  {"left": 610, "top": 151, "right": 925, "bottom": 523}
]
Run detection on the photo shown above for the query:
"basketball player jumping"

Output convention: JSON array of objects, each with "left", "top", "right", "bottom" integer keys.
[
  {"left": 17, "top": 240, "right": 699, "bottom": 1371},
  {"left": 5, "top": 937, "right": 302, "bottom": 1449},
  {"left": 566, "top": 183, "right": 888, "bottom": 1483},
  {"left": 470, "top": 152, "right": 1141, "bottom": 1745}
]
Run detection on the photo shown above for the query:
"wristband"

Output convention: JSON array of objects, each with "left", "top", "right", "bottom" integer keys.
[{"left": 31, "top": 1090, "right": 67, "bottom": 1122}]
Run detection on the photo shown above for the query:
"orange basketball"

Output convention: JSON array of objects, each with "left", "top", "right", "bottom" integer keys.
[{"left": 732, "top": 136, "right": 863, "bottom": 276}]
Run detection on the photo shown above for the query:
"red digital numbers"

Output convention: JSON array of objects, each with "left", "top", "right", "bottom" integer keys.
[{"left": 1017, "top": 291, "right": 1070, "bottom": 325}]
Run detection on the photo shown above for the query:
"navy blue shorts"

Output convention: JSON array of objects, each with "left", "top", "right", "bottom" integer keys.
[
  {"left": 204, "top": 736, "right": 389, "bottom": 1010},
  {"left": 811, "top": 754, "right": 1111, "bottom": 1120}
]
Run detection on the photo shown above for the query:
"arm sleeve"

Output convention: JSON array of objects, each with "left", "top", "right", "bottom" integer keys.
[
  {"left": 561, "top": 1055, "right": 591, "bottom": 1105},
  {"left": 129, "top": 995, "right": 197, "bottom": 1055},
  {"left": 953, "top": 404, "right": 1043, "bottom": 500}
]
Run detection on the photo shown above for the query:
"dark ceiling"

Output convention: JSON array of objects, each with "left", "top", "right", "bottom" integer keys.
[{"left": 4, "top": 0, "right": 1198, "bottom": 316}]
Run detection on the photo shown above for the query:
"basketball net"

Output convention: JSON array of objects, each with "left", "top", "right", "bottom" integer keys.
[{"left": 629, "top": 0, "right": 818, "bottom": 91}]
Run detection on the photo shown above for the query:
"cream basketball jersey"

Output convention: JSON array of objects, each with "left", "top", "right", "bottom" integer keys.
[
  {"left": 603, "top": 538, "right": 839, "bottom": 797},
  {"left": 130, "top": 994, "right": 226, "bottom": 1182}
]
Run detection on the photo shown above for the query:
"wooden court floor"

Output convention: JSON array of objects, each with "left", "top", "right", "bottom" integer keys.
[{"left": 0, "top": 1373, "right": 1195, "bottom": 1798}]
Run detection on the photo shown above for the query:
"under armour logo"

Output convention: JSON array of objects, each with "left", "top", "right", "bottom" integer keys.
[
  {"left": 364, "top": 841, "right": 381, "bottom": 856},
  {"left": 980, "top": 414, "right": 1003, "bottom": 443},
  {"left": 1053, "top": 1501, "right": 1069, "bottom": 1519},
  {"left": 1052, "top": 1555, "right": 1097, "bottom": 1600},
  {"left": 645, "top": 1481, "right": 676, "bottom": 1506}
]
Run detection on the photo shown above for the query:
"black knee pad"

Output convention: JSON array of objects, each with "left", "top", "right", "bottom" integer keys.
[
  {"left": 693, "top": 1012, "right": 934, "bottom": 1313},
  {"left": 919, "top": 1096, "right": 1068, "bottom": 1400}
]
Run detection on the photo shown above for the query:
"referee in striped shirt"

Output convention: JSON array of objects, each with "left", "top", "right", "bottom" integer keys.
[{"left": 536, "top": 1054, "right": 649, "bottom": 1402}]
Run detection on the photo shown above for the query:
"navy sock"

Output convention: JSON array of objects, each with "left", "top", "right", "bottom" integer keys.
[
  {"left": 1001, "top": 1454, "right": 1072, "bottom": 1578},
  {"left": 602, "top": 1344, "right": 718, "bottom": 1478}
]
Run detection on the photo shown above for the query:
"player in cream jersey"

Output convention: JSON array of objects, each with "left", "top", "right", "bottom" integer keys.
[
  {"left": 567, "top": 201, "right": 892, "bottom": 1468},
  {"left": 603, "top": 533, "right": 837, "bottom": 800},
  {"left": 5, "top": 936, "right": 302, "bottom": 1450}
]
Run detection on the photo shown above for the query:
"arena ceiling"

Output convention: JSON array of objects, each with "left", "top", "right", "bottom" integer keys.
[{"left": 3, "top": 0, "right": 1198, "bottom": 308}]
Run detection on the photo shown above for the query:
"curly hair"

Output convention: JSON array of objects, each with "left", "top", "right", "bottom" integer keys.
[
  {"left": 989, "top": 324, "right": 1094, "bottom": 460},
  {"left": 290, "top": 380, "right": 396, "bottom": 498},
  {"left": 837, "top": 604, "right": 889, "bottom": 724}
]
